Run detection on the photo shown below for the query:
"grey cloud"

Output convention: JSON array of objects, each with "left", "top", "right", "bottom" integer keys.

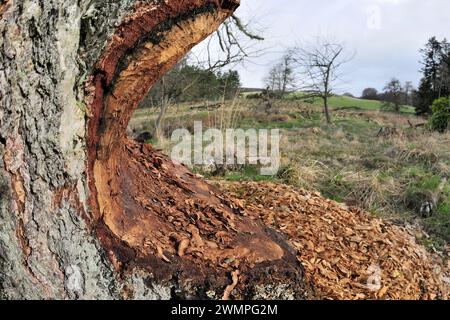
[{"left": 202, "top": 0, "right": 449, "bottom": 96}]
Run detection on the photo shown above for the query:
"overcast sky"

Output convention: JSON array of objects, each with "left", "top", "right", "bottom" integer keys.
[{"left": 199, "top": 0, "right": 450, "bottom": 96}]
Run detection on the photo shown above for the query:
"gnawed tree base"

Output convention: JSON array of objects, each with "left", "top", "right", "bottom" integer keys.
[
  {"left": 0, "top": 0, "right": 315, "bottom": 299},
  {"left": 94, "top": 140, "right": 313, "bottom": 299},
  {"left": 87, "top": 0, "right": 314, "bottom": 300}
]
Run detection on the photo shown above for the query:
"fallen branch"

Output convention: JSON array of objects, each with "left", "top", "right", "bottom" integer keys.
[{"left": 408, "top": 120, "right": 427, "bottom": 128}]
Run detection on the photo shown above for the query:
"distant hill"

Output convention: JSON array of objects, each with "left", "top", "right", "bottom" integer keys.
[{"left": 287, "top": 93, "right": 415, "bottom": 114}]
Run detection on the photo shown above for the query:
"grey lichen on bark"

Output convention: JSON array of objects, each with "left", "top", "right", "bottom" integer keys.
[
  {"left": 0, "top": 0, "right": 162, "bottom": 299},
  {"left": 78, "top": 0, "right": 142, "bottom": 73}
]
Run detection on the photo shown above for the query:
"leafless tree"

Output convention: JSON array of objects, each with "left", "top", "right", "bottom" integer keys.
[
  {"left": 141, "top": 57, "right": 208, "bottom": 140},
  {"left": 403, "top": 81, "right": 415, "bottom": 106},
  {"left": 193, "top": 14, "right": 265, "bottom": 71},
  {"left": 438, "top": 59, "right": 450, "bottom": 99},
  {"left": 291, "top": 38, "right": 354, "bottom": 124},
  {"left": 382, "top": 78, "right": 404, "bottom": 112},
  {"left": 264, "top": 52, "right": 296, "bottom": 97}
]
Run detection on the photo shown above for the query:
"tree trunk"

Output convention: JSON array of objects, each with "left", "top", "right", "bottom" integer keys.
[
  {"left": 0, "top": 0, "right": 314, "bottom": 300},
  {"left": 323, "top": 96, "right": 331, "bottom": 124},
  {"left": 323, "top": 69, "right": 332, "bottom": 124}
]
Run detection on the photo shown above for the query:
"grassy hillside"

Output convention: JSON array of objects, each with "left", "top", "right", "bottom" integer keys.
[
  {"left": 286, "top": 93, "right": 416, "bottom": 114},
  {"left": 130, "top": 98, "right": 449, "bottom": 251}
]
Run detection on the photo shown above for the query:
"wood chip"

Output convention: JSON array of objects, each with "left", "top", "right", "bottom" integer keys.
[
  {"left": 222, "top": 181, "right": 450, "bottom": 300},
  {"left": 177, "top": 239, "right": 190, "bottom": 257},
  {"left": 222, "top": 270, "right": 239, "bottom": 300}
]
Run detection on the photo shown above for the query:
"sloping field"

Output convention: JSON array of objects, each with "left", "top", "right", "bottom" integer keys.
[{"left": 287, "top": 93, "right": 415, "bottom": 114}]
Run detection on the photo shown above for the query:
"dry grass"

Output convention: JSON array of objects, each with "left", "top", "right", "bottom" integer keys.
[{"left": 130, "top": 98, "right": 450, "bottom": 249}]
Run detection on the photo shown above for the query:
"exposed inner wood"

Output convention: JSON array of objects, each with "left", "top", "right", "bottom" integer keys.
[
  {"left": 87, "top": 1, "right": 313, "bottom": 297},
  {"left": 0, "top": 0, "right": 11, "bottom": 17}
]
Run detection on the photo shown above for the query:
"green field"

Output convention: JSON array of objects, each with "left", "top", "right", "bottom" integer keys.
[{"left": 286, "top": 93, "right": 416, "bottom": 114}]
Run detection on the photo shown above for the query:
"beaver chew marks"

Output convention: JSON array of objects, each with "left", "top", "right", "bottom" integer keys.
[{"left": 88, "top": 0, "right": 314, "bottom": 299}]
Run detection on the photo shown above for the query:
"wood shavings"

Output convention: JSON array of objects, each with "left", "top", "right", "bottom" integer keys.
[
  {"left": 178, "top": 239, "right": 190, "bottom": 257},
  {"left": 222, "top": 181, "right": 450, "bottom": 300},
  {"left": 222, "top": 270, "right": 240, "bottom": 300},
  {"left": 157, "top": 246, "right": 171, "bottom": 263}
]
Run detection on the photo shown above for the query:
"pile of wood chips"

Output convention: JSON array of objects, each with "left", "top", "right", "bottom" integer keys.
[{"left": 221, "top": 181, "right": 449, "bottom": 300}]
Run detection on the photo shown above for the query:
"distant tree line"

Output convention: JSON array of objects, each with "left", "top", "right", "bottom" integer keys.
[
  {"left": 140, "top": 57, "right": 241, "bottom": 140},
  {"left": 142, "top": 58, "right": 241, "bottom": 108},
  {"left": 359, "top": 37, "right": 450, "bottom": 130},
  {"left": 361, "top": 37, "right": 450, "bottom": 114},
  {"left": 361, "top": 79, "right": 414, "bottom": 112}
]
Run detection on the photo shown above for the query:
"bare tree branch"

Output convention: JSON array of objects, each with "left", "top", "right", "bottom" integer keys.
[
  {"left": 192, "top": 14, "right": 265, "bottom": 72},
  {"left": 230, "top": 15, "right": 265, "bottom": 41}
]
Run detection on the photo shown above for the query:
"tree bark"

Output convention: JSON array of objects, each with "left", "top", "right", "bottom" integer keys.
[
  {"left": 323, "top": 96, "right": 331, "bottom": 124},
  {"left": 0, "top": 0, "right": 315, "bottom": 300}
]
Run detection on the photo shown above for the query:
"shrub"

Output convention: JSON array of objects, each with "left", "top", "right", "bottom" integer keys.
[{"left": 428, "top": 97, "right": 450, "bottom": 132}]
